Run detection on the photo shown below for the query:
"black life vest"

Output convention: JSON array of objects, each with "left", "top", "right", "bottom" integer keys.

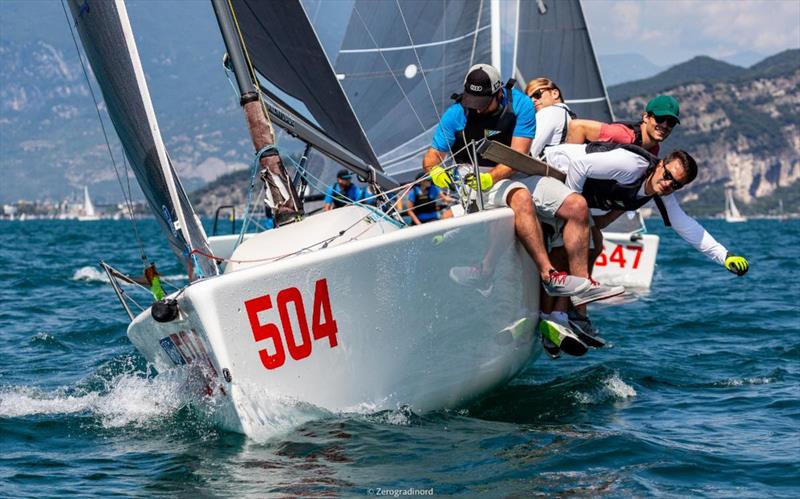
[
  {"left": 410, "top": 186, "right": 438, "bottom": 215},
  {"left": 582, "top": 141, "right": 672, "bottom": 226},
  {"left": 610, "top": 120, "right": 644, "bottom": 147},
  {"left": 451, "top": 80, "right": 517, "bottom": 166},
  {"left": 330, "top": 184, "right": 354, "bottom": 209}
]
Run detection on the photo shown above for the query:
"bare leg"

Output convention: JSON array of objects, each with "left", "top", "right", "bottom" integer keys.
[
  {"left": 507, "top": 187, "right": 555, "bottom": 281},
  {"left": 588, "top": 224, "right": 603, "bottom": 275},
  {"left": 555, "top": 193, "right": 590, "bottom": 278}
]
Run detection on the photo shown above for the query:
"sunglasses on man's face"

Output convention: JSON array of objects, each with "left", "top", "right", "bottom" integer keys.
[
  {"left": 529, "top": 88, "right": 551, "bottom": 99},
  {"left": 661, "top": 164, "right": 684, "bottom": 190},
  {"left": 651, "top": 114, "right": 679, "bottom": 128}
]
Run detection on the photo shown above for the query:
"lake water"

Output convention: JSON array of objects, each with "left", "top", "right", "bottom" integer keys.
[{"left": 1, "top": 218, "right": 798, "bottom": 496}]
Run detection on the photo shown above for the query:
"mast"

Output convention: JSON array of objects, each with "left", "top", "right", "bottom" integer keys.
[{"left": 211, "top": 0, "right": 302, "bottom": 226}]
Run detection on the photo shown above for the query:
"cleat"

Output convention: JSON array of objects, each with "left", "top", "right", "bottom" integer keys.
[
  {"left": 542, "top": 270, "right": 592, "bottom": 297},
  {"left": 538, "top": 319, "right": 588, "bottom": 357},
  {"left": 570, "top": 278, "right": 625, "bottom": 307},
  {"left": 541, "top": 335, "right": 561, "bottom": 359}
]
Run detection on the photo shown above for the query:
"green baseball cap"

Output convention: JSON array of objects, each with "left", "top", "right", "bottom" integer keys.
[{"left": 646, "top": 95, "right": 680, "bottom": 123}]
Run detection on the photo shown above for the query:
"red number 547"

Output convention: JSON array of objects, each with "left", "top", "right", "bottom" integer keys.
[{"left": 244, "top": 278, "right": 339, "bottom": 370}]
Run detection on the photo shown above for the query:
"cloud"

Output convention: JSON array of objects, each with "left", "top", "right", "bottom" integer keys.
[{"left": 584, "top": 0, "right": 800, "bottom": 63}]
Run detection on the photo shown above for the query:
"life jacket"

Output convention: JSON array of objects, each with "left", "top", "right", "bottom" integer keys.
[
  {"left": 610, "top": 120, "right": 644, "bottom": 147},
  {"left": 330, "top": 184, "right": 357, "bottom": 209},
  {"left": 450, "top": 80, "right": 517, "bottom": 166},
  {"left": 539, "top": 103, "right": 577, "bottom": 159},
  {"left": 410, "top": 186, "right": 438, "bottom": 215},
  {"left": 582, "top": 141, "right": 672, "bottom": 226}
]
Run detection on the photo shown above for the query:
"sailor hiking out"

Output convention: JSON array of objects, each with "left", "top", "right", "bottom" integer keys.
[{"left": 422, "top": 64, "right": 623, "bottom": 356}]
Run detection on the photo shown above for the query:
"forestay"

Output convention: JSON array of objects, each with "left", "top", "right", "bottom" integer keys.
[
  {"left": 515, "top": 0, "right": 613, "bottom": 122},
  {"left": 67, "top": 0, "right": 218, "bottom": 279}
]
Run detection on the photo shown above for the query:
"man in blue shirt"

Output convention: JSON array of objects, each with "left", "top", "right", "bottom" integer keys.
[
  {"left": 323, "top": 169, "right": 362, "bottom": 211},
  {"left": 423, "top": 64, "right": 623, "bottom": 357}
]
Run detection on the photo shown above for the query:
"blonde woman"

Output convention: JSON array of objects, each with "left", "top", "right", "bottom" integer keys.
[{"left": 525, "top": 78, "right": 576, "bottom": 159}]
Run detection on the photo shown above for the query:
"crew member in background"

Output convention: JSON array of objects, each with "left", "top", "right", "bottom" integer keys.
[
  {"left": 566, "top": 95, "right": 681, "bottom": 155},
  {"left": 323, "top": 169, "right": 362, "bottom": 211},
  {"left": 526, "top": 78, "right": 576, "bottom": 158},
  {"left": 406, "top": 171, "right": 454, "bottom": 225},
  {"left": 423, "top": 64, "right": 623, "bottom": 357}
]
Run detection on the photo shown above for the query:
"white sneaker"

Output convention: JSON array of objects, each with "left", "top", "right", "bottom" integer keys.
[
  {"left": 570, "top": 279, "right": 625, "bottom": 306},
  {"left": 449, "top": 266, "right": 494, "bottom": 297},
  {"left": 542, "top": 270, "right": 592, "bottom": 297}
]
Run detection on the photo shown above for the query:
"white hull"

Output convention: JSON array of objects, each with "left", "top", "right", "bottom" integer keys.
[
  {"left": 725, "top": 215, "right": 747, "bottom": 223},
  {"left": 593, "top": 231, "right": 660, "bottom": 288},
  {"left": 128, "top": 207, "right": 541, "bottom": 435}
]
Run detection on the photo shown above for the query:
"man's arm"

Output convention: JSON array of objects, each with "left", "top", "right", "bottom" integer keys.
[
  {"left": 661, "top": 195, "right": 729, "bottom": 265},
  {"left": 566, "top": 119, "right": 603, "bottom": 144},
  {"left": 323, "top": 185, "right": 335, "bottom": 211},
  {"left": 423, "top": 148, "right": 447, "bottom": 171}
]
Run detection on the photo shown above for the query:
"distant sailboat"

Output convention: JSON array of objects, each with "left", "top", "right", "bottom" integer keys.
[
  {"left": 78, "top": 186, "right": 100, "bottom": 221},
  {"left": 724, "top": 187, "right": 747, "bottom": 223}
]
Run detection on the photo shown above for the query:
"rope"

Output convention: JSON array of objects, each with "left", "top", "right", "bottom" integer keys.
[
  {"left": 234, "top": 145, "right": 276, "bottom": 251},
  {"left": 60, "top": 0, "right": 148, "bottom": 265}
]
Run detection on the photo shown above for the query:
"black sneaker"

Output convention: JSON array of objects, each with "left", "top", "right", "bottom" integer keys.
[
  {"left": 567, "top": 311, "right": 606, "bottom": 348},
  {"left": 541, "top": 334, "right": 561, "bottom": 359},
  {"left": 538, "top": 319, "right": 588, "bottom": 357}
]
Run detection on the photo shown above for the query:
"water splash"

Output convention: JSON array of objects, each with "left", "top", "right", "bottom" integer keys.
[{"left": 570, "top": 372, "right": 637, "bottom": 405}]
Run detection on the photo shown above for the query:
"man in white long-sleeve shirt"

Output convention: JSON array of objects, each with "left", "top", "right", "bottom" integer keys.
[{"left": 545, "top": 142, "right": 751, "bottom": 273}]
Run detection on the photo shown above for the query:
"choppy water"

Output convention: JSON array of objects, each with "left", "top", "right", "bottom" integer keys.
[{"left": 1, "top": 218, "right": 798, "bottom": 496}]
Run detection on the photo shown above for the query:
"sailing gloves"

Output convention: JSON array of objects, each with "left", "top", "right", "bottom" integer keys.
[
  {"left": 724, "top": 253, "right": 749, "bottom": 276},
  {"left": 429, "top": 166, "right": 454, "bottom": 189},
  {"left": 464, "top": 172, "right": 494, "bottom": 191}
]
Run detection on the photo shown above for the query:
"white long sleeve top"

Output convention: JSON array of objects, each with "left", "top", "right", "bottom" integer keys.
[
  {"left": 530, "top": 103, "right": 573, "bottom": 159},
  {"left": 545, "top": 145, "right": 729, "bottom": 266}
]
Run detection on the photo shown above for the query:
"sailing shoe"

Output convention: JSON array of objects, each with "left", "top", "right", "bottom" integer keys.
[
  {"left": 541, "top": 334, "right": 561, "bottom": 359},
  {"left": 541, "top": 270, "right": 592, "bottom": 297},
  {"left": 538, "top": 319, "right": 588, "bottom": 357},
  {"left": 570, "top": 279, "right": 625, "bottom": 307},
  {"left": 567, "top": 310, "right": 606, "bottom": 348},
  {"left": 449, "top": 266, "right": 494, "bottom": 297}
]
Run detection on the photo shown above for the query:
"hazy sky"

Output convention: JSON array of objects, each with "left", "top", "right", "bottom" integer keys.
[{"left": 582, "top": 0, "right": 800, "bottom": 65}]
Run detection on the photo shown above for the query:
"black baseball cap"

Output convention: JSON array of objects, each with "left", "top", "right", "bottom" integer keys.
[
  {"left": 462, "top": 64, "right": 503, "bottom": 110},
  {"left": 337, "top": 169, "right": 353, "bottom": 180}
]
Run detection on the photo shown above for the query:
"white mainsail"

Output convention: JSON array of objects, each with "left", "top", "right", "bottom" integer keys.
[
  {"left": 725, "top": 187, "right": 747, "bottom": 222},
  {"left": 83, "top": 186, "right": 96, "bottom": 217}
]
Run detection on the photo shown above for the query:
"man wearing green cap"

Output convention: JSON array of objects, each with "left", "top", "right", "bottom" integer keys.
[{"left": 566, "top": 95, "right": 681, "bottom": 155}]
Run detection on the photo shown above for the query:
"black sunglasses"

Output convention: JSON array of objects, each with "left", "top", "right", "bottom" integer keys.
[
  {"left": 662, "top": 164, "right": 684, "bottom": 190},
  {"left": 651, "top": 114, "right": 679, "bottom": 128},
  {"left": 529, "top": 88, "right": 551, "bottom": 99}
]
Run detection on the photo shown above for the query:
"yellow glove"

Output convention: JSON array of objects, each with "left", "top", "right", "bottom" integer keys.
[
  {"left": 724, "top": 253, "right": 749, "bottom": 276},
  {"left": 465, "top": 172, "right": 493, "bottom": 191},
  {"left": 429, "top": 165, "right": 453, "bottom": 189}
]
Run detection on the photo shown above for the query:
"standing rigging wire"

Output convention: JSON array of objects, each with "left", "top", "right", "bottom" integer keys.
[{"left": 60, "top": 0, "right": 148, "bottom": 266}]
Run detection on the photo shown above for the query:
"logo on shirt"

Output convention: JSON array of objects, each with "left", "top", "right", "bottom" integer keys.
[{"left": 484, "top": 129, "right": 500, "bottom": 138}]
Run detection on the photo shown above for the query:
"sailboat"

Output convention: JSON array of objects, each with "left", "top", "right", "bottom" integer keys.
[
  {"left": 68, "top": 0, "right": 541, "bottom": 435},
  {"left": 725, "top": 187, "right": 747, "bottom": 223},
  {"left": 78, "top": 185, "right": 100, "bottom": 221}
]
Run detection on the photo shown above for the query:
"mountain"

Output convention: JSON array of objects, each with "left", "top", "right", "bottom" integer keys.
[
  {"left": 609, "top": 56, "right": 745, "bottom": 101},
  {"left": 608, "top": 50, "right": 800, "bottom": 216},
  {"left": 597, "top": 53, "right": 664, "bottom": 86},
  {"left": 0, "top": 0, "right": 250, "bottom": 204}
]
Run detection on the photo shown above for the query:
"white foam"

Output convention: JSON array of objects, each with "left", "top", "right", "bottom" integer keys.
[
  {"left": 71, "top": 266, "right": 109, "bottom": 283},
  {"left": 0, "top": 368, "right": 194, "bottom": 428},
  {"left": 570, "top": 372, "right": 637, "bottom": 404},
  {"left": 720, "top": 376, "right": 773, "bottom": 387}
]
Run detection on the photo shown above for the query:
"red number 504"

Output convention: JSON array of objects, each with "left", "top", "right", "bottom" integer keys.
[{"left": 244, "top": 278, "right": 339, "bottom": 370}]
